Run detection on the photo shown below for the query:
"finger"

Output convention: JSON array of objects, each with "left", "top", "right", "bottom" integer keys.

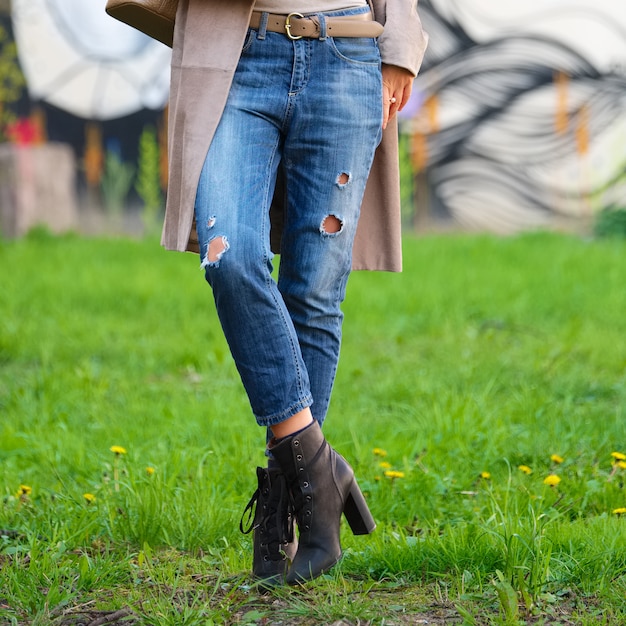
[
  {"left": 382, "top": 84, "right": 392, "bottom": 129},
  {"left": 398, "top": 83, "right": 413, "bottom": 111},
  {"left": 384, "top": 94, "right": 398, "bottom": 127}
]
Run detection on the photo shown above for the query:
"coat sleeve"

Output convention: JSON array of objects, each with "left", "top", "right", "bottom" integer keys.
[{"left": 373, "top": 0, "right": 428, "bottom": 76}]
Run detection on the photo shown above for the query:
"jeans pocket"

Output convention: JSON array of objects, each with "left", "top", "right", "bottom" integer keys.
[
  {"left": 241, "top": 29, "right": 255, "bottom": 54},
  {"left": 327, "top": 36, "right": 380, "bottom": 65}
]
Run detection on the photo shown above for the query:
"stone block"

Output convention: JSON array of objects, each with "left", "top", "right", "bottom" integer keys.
[{"left": 0, "top": 142, "right": 78, "bottom": 238}]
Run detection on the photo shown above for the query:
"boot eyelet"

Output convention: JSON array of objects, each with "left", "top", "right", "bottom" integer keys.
[
  {"left": 306, "top": 495, "right": 312, "bottom": 501},
  {"left": 303, "top": 481, "right": 309, "bottom": 488},
  {"left": 296, "top": 455, "right": 303, "bottom": 461},
  {"left": 304, "top": 524, "right": 310, "bottom": 530},
  {"left": 263, "top": 555, "right": 270, "bottom": 561},
  {"left": 294, "top": 440, "right": 300, "bottom": 446}
]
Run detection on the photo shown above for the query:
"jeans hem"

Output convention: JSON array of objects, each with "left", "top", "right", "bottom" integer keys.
[{"left": 254, "top": 394, "right": 314, "bottom": 427}]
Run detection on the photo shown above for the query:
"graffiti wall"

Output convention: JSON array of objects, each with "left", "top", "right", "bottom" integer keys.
[
  {"left": 2, "top": 1, "right": 626, "bottom": 235},
  {"left": 405, "top": 0, "right": 626, "bottom": 233}
]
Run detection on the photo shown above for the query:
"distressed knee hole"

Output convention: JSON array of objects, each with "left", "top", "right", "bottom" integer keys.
[
  {"left": 206, "top": 216, "right": 216, "bottom": 229},
  {"left": 321, "top": 214, "right": 343, "bottom": 235},
  {"left": 204, "top": 235, "right": 230, "bottom": 266},
  {"left": 336, "top": 172, "right": 350, "bottom": 187}
]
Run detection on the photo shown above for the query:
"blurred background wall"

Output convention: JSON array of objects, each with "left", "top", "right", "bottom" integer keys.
[
  {"left": 0, "top": 0, "right": 625, "bottom": 237},
  {"left": 0, "top": 0, "right": 169, "bottom": 236},
  {"left": 404, "top": 0, "right": 626, "bottom": 234}
]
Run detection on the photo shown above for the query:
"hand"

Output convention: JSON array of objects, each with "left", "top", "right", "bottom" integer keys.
[{"left": 382, "top": 64, "right": 414, "bottom": 130}]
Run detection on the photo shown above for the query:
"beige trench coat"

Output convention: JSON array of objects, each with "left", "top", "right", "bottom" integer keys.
[{"left": 161, "top": 0, "right": 428, "bottom": 271}]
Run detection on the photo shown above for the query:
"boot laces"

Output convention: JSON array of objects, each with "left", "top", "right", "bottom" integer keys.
[{"left": 240, "top": 472, "right": 295, "bottom": 548}]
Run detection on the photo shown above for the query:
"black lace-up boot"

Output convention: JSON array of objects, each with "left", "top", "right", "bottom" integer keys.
[
  {"left": 269, "top": 420, "right": 376, "bottom": 584},
  {"left": 240, "top": 466, "right": 298, "bottom": 583}
]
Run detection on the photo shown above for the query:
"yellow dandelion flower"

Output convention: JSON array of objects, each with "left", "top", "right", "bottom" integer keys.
[
  {"left": 83, "top": 493, "right": 96, "bottom": 504},
  {"left": 543, "top": 474, "right": 561, "bottom": 487},
  {"left": 480, "top": 472, "right": 491, "bottom": 480},
  {"left": 611, "top": 452, "right": 626, "bottom": 461},
  {"left": 379, "top": 461, "right": 392, "bottom": 470},
  {"left": 16, "top": 484, "right": 32, "bottom": 497},
  {"left": 518, "top": 465, "right": 532, "bottom": 475},
  {"left": 384, "top": 470, "right": 405, "bottom": 479},
  {"left": 613, "top": 507, "right": 626, "bottom": 515},
  {"left": 373, "top": 448, "right": 388, "bottom": 457},
  {"left": 110, "top": 445, "right": 127, "bottom": 455},
  {"left": 146, "top": 466, "right": 155, "bottom": 476},
  {"left": 617, "top": 461, "right": 626, "bottom": 470},
  {"left": 550, "top": 454, "right": 564, "bottom": 464}
]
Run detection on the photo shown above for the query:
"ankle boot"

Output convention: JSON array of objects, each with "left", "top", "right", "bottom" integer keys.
[
  {"left": 270, "top": 421, "right": 376, "bottom": 584},
  {"left": 240, "top": 466, "right": 298, "bottom": 583}
]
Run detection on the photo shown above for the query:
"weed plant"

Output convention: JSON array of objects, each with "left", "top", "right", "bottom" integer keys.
[
  {"left": 1, "top": 229, "right": 626, "bottom": 624},
  {"left": 594, "top": 206, "right": 626, "bottom": 239}
]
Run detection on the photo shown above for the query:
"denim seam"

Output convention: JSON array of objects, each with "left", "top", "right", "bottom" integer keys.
[{"left": 260, "top": 134, "right": 310, "bottom": 411}]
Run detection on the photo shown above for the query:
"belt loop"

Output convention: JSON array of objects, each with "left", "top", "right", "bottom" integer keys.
[
  {"left": 257, "top": 11, "right": 268, "bottom": 40},
  {"left": 316, "top": 13, "right": 327, "bottom": 40}
]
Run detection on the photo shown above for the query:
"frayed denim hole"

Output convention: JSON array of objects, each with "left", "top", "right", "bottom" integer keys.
[
  {"left": 336, "top": 172, "right": 351, "bottom": 188},
  {"left": 320, "top": 215, "right": 343, "bottom": 237},
  {"left": 201, "top": 235, "right": 230, "bottom": 268}
]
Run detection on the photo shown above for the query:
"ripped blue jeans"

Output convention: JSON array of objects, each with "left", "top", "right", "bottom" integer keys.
[{"left": 194, "top": 6, "right": 383, "bottom": 428}]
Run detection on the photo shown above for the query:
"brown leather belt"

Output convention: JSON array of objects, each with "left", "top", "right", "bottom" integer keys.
[{"left": 249, "top": 10, "right": 384, "bottom": 39}]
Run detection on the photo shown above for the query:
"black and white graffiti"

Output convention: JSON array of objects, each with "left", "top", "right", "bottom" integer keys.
[{"left": 408, "top": 0, "right": 626, "bottom": 232}]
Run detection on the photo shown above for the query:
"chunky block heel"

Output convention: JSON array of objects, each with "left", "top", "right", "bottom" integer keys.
[{"left": 343, "top": 481, "right": 376, "bottom": 535}]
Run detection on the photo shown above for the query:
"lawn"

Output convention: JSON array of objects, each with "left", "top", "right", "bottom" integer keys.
[{"left": 1, "top": 229, "right": 626, "bottom": 625}]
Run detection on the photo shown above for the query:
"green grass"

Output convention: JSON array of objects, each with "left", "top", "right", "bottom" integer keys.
[{"left": 1, "top": 228, "right": 626, "bottom": 625}]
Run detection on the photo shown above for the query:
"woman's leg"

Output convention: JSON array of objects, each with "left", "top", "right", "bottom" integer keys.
[
  {"left": 194, "top": 28, "right": 315, "bottom": 582},
  {"left": 196, "top": 10, "right": 382, "bottom": 584},
  {"left": 194, "top": 31, "right": 314, "bottom": 430},
  {"left": 277, "top": 17, "right": 383, "bottom": 426},
  {"left": 268, "top": 9, "right": 383, "bottom": 583}
]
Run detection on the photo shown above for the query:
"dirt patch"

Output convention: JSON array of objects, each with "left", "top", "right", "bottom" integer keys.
[{"left": 42, "top": 580, "right": 603, "bottom": 626}]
